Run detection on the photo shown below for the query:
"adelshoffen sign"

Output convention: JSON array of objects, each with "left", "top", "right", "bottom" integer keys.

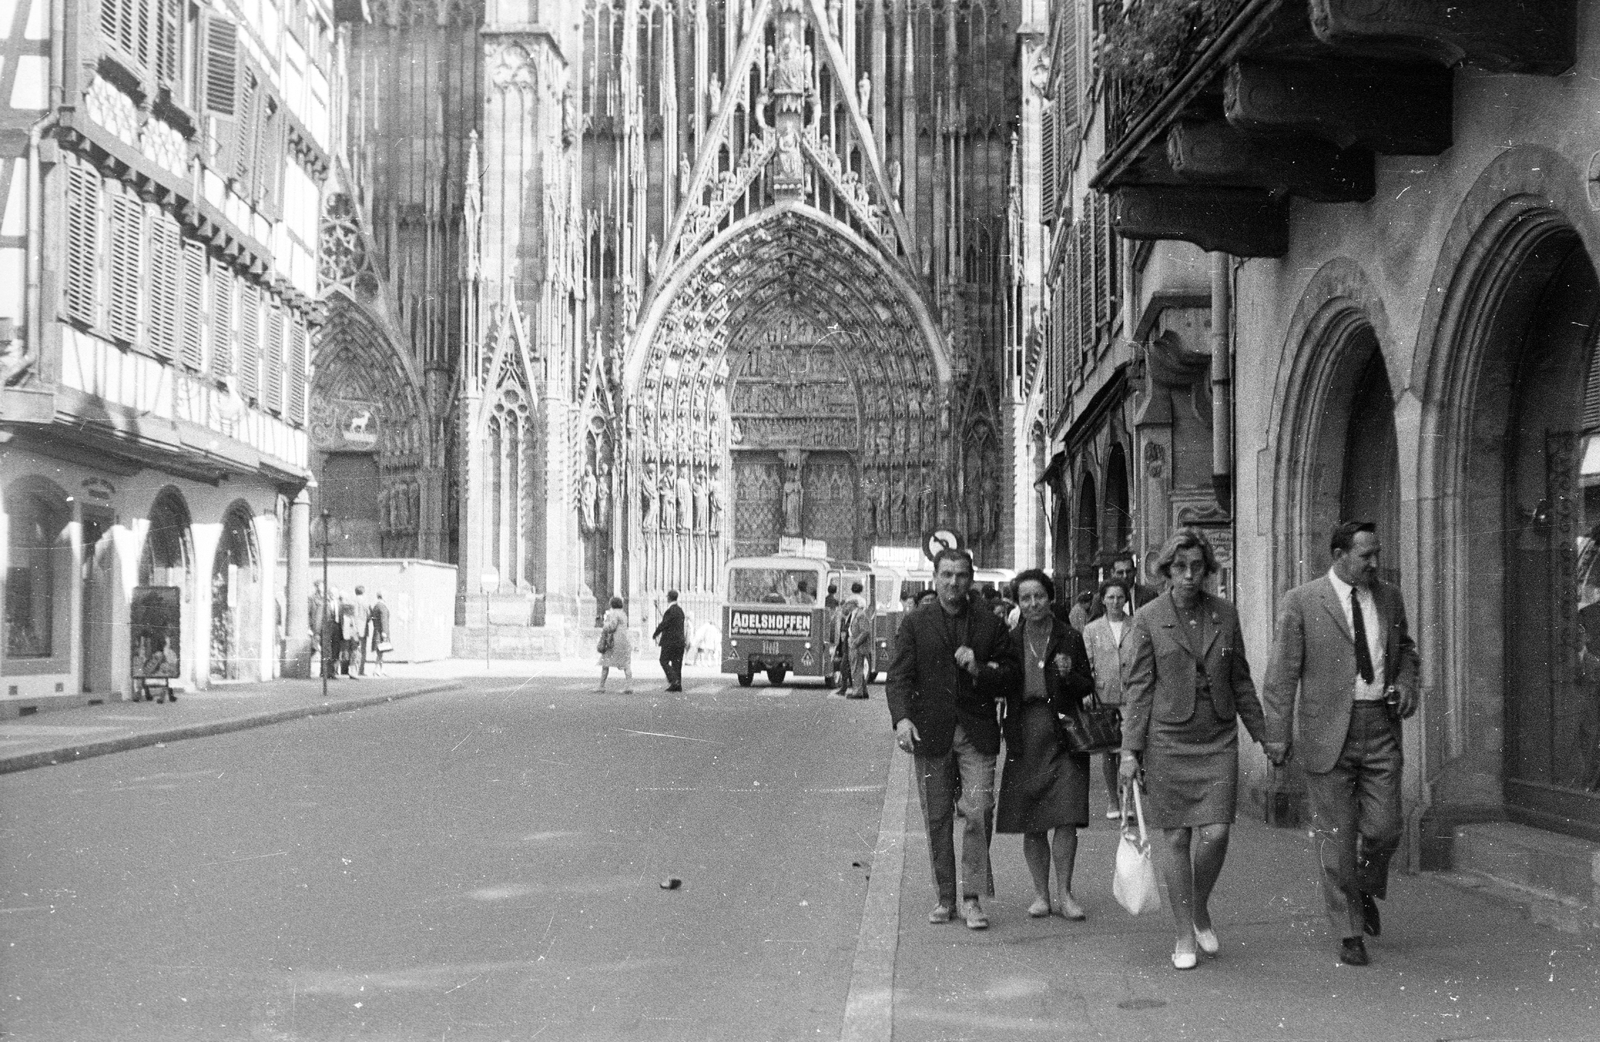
[{"left": 728, "top": 610, "right": 812, "bottom": 638}]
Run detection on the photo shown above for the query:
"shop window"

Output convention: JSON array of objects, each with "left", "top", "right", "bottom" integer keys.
[{"left": 5, "top": 485, "right": 69, "bottom": 661}]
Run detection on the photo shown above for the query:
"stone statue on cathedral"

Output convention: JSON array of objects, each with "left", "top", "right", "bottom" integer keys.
[
  {"left": 596, "top": 462, "right": 612, "bottom": 531},
  {"left": 675, "top": 464, "right": 693, "bottom": 532},
  {"left": 640, "top": 462, "right": 659, "bottom": 530},
  {"left": 579, "top": 464, "right": 598, "bottom": 533},
  {"left": 782, "top": 474, "right": 803, "bottom": 535},
  {"left": 660, "top": 465, "right": 678, "bottom": 531},
  {"left": 858, "top": 72, "right": 871, "bottom": 114}
]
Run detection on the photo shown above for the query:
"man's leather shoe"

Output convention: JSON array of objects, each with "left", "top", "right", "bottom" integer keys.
[
  {"left": 927, "top": 904, "right": 952, "bottom": 924},
  {"left": 1361, "top": 894, "right": 1381, "bottom": 937},
  {"left": 961, "top": 898, "right": 989, "bottom": 930},
  {"left": 1339, "top": 937, "right": 1369, "bottom": 966}
]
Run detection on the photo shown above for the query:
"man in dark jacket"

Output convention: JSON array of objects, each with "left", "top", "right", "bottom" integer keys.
[
  {"left": 653, "top": 589, "right": 687, "bottom": 691},
  {"left": 887, "top": 548, "right": 1020, "bottom": 930}
]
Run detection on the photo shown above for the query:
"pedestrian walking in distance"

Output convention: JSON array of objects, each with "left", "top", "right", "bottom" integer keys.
[
  {"left": 887, "top": 548, "right": 1020, "bottom": 930},
  {"left": 846, "top": 580, "right": 873, "bottom": 698},
  {"left": 1120, "top": 527, "right": 1270, "bottom": 970},
  {"left": 597, "top": 596, "right": 633, "bottom": 693},
  {"left": 1083, "top": 579, "right": 1134, "bottom": 819},
  {"left": 368, "top": 592, "right": 391, "bottom": 677},
  {"left": 653, "top": 589, "right": 687, "bottom": 692},
  {"left": 1262, "top": 521, "right": 1420, "bottom": 967},
  {"left": 996, "top": 569, "right": 1095, "bottom": 920}
]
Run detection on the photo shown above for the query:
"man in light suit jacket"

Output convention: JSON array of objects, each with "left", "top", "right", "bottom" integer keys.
[{"left": 1262, "top": 521, "right": 1420, "bottom": 967}]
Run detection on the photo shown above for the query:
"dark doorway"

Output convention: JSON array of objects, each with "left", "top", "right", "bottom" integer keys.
[
  {"left": 1503, "top": 235, "right": 1600, "bottom": 837},
  {"left": 1340, "top": 345, "right": 1401, "bottom": 588}
]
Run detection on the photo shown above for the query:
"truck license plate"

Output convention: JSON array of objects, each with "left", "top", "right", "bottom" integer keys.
[{"left": 763, "top": 641, "right": 780, "bottom": 655}]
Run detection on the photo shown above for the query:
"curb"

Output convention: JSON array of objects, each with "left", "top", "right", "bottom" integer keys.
[{"left": 0, "top": 682, "right": 457, "bottom": 776}]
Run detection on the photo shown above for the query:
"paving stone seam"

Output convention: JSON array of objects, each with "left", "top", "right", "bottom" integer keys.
[
  {"left": 0, "top": 683, "right": 456, "bottom": 776},
  {"left": 839, "top": 739, "right": 910, "bottom": 1042}
]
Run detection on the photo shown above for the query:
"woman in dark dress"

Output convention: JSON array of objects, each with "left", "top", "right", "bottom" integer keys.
[
  {"left": 1119, "top": 528, "right": 1268, "bottom": 969},
  {"left": 996, "top": 569, "right": 1095, "bottom": 920}
]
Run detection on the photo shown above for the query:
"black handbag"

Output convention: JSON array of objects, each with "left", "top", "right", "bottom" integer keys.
[{"left": 1059, "top": 690, "right": 1122, "bottom": 755}]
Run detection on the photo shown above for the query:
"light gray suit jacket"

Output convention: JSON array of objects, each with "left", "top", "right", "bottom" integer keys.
[{"left": 1261, "top": 576, "right": 1420, "bottom": 775}]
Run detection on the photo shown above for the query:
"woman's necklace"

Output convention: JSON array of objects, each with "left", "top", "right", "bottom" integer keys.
[{"left": 1025, "top": 623, "right": 1050, "bottom": 669}]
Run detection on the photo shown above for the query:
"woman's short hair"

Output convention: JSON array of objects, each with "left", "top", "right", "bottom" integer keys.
[
  {"left": 1153, "top": 526, "right": 1219, "bottom": 579},
  {"left": 1099, "top": 579, "right": 1132, "bottom": 603},
  {"left": 1012, "top": 567, "right": 1055, "bottom": 602},
  {"left": 609, "top": 595, "right": 624, "bottom": 609}
]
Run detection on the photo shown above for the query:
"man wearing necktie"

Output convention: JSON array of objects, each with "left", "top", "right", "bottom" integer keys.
[{"left": 1262, "top": 522, "right": 1420, "bottom": 967}]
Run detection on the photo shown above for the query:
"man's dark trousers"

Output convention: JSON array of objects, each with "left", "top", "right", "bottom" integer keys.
[{"left": 660, "top": 644, "right": 684, "bottom": 688}]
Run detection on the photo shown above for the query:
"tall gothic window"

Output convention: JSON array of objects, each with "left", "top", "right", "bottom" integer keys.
[{"left": 487, "top": 388, "right": 533, "bottom": 587}]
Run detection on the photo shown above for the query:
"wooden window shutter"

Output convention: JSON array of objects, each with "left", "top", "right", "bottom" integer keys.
[
  {"left": 1059, "top": 9, "right": 1079, "bottom": 144},
  {"left": 209, "top": 261, "right": 234, "bottom": 382},
  {"left": 1075, "top": 218, "right": 1092, "bottom": 360},
  {"left": 1040, "top": 103, "right": 1056, "bottom": 222},
  {"left": 107, "top": 190, "right": 145, "bottom": 346},
  {"left": 264, "top": 297, "right": 285, "bottom": 414},
  {"left": 1092, "top": 192, "right": 1109, "bottom": 334},
  {"left": 147, "top": 213, "right": 181, "bottom": 358},
  {"left": 288, "top": 316, "right": 308, "bottom": 425},
  {"left": 178, "top": 240, "right": 207, "bottom": 370},
  {"left": 64, "top": 163, "right": 101, "bottom": 326},
  {"left": 200, "top": 12, "right": 238, "bottom": 167},
  {"left": 234, "top": 67, "right": 259, "bottom": 186},
  {"left": 155, "top": 0, "right": 181, "bottom": 88},
  {"left": 237, "top": 280, "right": 261, "bottom": 402}
]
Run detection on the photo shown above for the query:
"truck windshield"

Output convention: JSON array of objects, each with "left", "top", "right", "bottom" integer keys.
[{"left": 729, "top": 567, "right": 821, "bottom": 606}]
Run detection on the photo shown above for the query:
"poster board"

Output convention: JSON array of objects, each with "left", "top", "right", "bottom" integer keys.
[{"left": 130, "top": 586, "right": 181, "bottom": 679}]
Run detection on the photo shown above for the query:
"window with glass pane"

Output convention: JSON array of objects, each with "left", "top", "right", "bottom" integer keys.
[{"left": 5, "top": 490, "right": 67, "bottom": 659}]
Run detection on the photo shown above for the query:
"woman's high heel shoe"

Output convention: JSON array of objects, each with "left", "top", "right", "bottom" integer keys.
[
  {"left": 1194, "top": 927, "right": 1219, "bottom": 956},
  {"left": 1171, "top": 949, "right": 1198, "bottom": 970}
]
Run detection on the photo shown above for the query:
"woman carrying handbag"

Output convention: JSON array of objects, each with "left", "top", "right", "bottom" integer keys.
[{"left": 994, "top": 569, "right": 1096, "bottom": 920}]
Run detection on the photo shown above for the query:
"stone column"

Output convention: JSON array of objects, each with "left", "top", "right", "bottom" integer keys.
[{"left": 281, "top": 488, "right": 313, "bottom": 678}]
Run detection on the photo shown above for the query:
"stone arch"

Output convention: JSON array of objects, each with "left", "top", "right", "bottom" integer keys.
[
  {"left": 312, "top": 295, "right": 428, "bottom": 558},
  {"left": 622, "top": 202, "right": 952, "bottom": 602},
  {"left": 1265, "top": 257, "right": 1397, "bottom": 597},
  {"left": 210, "top": 500, "right": 263, "bottom": 682},
  {"left": 3, "top": 474, "right": 72, "bottom": 665},
  {"left": 1412, "top": 147, "right": 1600, "bottom": 837}
]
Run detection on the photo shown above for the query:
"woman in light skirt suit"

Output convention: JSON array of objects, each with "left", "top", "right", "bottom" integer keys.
[
  {"left": 1082, "top": 579, "right": 1134, "bottom": 818},
  {"left": 1119, "top": 528, "right": 1269, "bottom": 969}
]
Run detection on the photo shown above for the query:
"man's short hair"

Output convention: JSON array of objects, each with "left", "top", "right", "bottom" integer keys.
[
  {"left": 850, "top": 581, "right": 863, "bottom": 594},
  {"left": 355, "top": 585, "right": 364, "bottom": 595},
  {"left": 666, "top": 589, "right": 679, "bottom": 601},
  {"left": 1153, "top": 526, "right": 1220, "bottom": 579},
  {"left": 932, "top": 547, "right": 974, "bottom": 576},
  {"left": 1330, "top": 521, "right": 1377, "bottom": 556},
  {"left": 1110, "top": 551, "right": 1136, "bottom": 569},
  {"left": 828, "top": 583, "right": 838, "bottom": 594}
]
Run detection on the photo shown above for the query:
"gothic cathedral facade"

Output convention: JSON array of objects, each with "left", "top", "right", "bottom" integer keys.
[{"left": 314, "top": 0, "right": 1035, "bottom": 634}]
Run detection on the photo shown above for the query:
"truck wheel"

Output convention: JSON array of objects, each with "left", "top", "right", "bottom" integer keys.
[
  {"left": 766, "top": 667, "right": 788, "bottom": 686},
  {"left": 737, "top": 672, "right": 754, "bottom": 688}
]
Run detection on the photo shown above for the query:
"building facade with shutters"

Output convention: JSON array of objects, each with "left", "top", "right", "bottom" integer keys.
[
  {"left": 0, "top": 0, "right": 332, "bottom": 710},
  {"left": 1025, "top": 0, "right": 1225, "bottom": 608}
]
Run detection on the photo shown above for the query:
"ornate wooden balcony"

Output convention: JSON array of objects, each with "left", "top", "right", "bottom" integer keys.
[{"left": 1094, "top": 0, "right": 1576, "bottom": 257}]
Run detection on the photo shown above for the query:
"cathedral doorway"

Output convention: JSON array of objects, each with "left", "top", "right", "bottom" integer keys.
[{"left": 626, "top": 207, "right": 952, "bottom": 607}]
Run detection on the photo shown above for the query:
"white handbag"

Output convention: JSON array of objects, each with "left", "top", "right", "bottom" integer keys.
[{"left": 1113, "top": 782, "right": 1163, "bottom": 915}]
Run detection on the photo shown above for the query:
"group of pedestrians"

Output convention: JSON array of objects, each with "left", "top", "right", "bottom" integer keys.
[
  {"left": 887, "top": 521, "right": 1418, "bottom": 971},
  {"left": 310, "top": 582, "right": 391, "bottom": 679},
  {"left": 594, "top": 589, "right": 689, "bottom": 694}
]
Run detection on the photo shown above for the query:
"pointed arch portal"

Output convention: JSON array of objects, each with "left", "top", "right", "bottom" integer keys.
[{"left": 624, "top": 203, "right": 952, "bottom": 597}]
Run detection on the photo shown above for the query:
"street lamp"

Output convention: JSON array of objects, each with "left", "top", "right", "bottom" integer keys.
[{"left": 319, "top": 509, "right": 332, "bottom": 700}]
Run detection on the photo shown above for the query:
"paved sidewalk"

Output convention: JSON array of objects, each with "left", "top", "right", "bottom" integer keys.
[
  {"left": 0, "top": 674, "right": 459, "bottom": 774},
  {"left": 870, "top": 752, "right": 1600, "bottom": 1042},
  {"left": 0, "top": 656, "right": 731, "bottom": 775}
]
